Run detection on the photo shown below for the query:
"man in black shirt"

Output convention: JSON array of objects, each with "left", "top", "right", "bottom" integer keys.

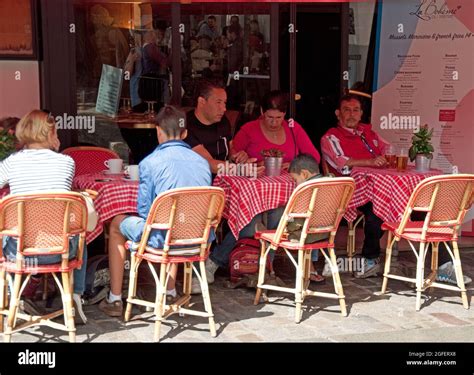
[{"left": 184, "top": 80, "right": 258, "bottom": 174}]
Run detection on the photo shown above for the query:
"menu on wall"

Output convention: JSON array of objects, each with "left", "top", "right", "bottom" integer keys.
[
  {"left": 372, "top": 0, "right": 473, "bottom": 174},
  {"left": 371, "top": 0, "right": 474, "bottom": 232},
  {"left": 96, "top": 64, "right": 123, "bottom": 117}
]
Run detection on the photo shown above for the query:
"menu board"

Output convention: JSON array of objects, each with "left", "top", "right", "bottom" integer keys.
[
  {"left": 372, "top": 0, "right": 474, "bottom": 231},
  {"left": 96, "top": 64, "right": 123, "bottom": 117},
  {"left": 372, "top": 0, "right": 473, "bottom": 174}
]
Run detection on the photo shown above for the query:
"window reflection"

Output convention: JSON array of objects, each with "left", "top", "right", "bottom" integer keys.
[{"left": 181, "top": 11, "right": 270, "bottom": 116}]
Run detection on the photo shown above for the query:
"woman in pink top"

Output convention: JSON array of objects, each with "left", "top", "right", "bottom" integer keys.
[{"left": 232, "top": 91, "right": 320, "bottom": 166}]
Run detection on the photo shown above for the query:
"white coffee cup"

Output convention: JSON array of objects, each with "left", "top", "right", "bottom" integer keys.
[
  {"left": 126, "top": 165, "right": 139, "bottom": 181},
  {"left": 104, "top": 159, "right": 123, "bottom": 174}
]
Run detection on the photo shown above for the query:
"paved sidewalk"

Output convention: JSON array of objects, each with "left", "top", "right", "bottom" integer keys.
[{"left": 7, "top": 246, "right": 474, "bottom": 343}]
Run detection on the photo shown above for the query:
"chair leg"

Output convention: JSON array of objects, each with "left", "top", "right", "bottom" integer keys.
[
  {"left": 303, "top": 250, "right": 311, "bottom": 290},
  {"left": 451, "top": 241, "right": 469, "bottom": 309},
  {"left": 199, "top": 260, "right": 216, "bottom": 337},
  {"left": 329, "top": 248, "right": 347, "bottom": 317},
  {"left": 4, "top": 273, "right": 22, "bottom": 342},
  {"left": 430, "top": 242, "right": 439, "bottom": 292},
  {"left": 294, "top": 250, "right": 305, "bottom": 323},
  {"left": 381, "top": 232, "right": 394, "bottom": 294},
  {"left": 254, "top": 240, "right": 268, "bottom": 305},
  {"left": 415, "top": 242, "right": 426, "bottom": 311},
  {"left": 153, "top": 263, "right": 167, "bottom": 342},
  {"left": 183, "top": 262, "right": 192, "bottom": 308},
  {"left": 61, "top": 272, "right": 76, "bottom": 343},
  {"left": 347, "top": 221, "right": 355, "bottom": 272},
  {"left": 0, "top": 268, "right": 7, "bottom": 333},
  {"left": 124, "top": 254, "right": 139, "bottom": 322}
]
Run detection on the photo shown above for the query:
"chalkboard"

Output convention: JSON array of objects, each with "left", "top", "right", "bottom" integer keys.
[{"left": 95, "top": 64, "right": 123, "bottom": 117}]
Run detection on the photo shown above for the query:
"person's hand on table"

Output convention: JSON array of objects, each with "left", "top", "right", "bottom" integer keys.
[
  {"left": 256, "top": 165, "right": 265, "bottom": 177},
  {"left": 370, "top": 156, "right": 387, "bottom": 168},
  {"left": 231, "top": 151, "right": 249, "bottom": 164}
]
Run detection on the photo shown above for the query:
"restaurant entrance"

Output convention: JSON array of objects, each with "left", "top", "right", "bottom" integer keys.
[{"left": 280, "top": 4, "right": 346, "bottom": 153}]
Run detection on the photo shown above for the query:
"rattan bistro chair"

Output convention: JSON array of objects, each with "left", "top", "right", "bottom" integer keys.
[
  {"left": 381, "top": 174, "right": 474, "bottom": 311},
  {"left": 321, "top": 157, "right": 363, "bottom": 271},
  {"left": 62, "top": 146, "right": 119, "bottom": 177},
  {"left": 124, "top": 187, "right": 225, "bottom": 342},
  {"left": 254, "top": 177, "right": 355, "bottom": 323},
  {"left": 0, "top": 192, "right": 87, "bottom": 342}
]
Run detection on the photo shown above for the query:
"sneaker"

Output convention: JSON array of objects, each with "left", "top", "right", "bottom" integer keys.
[
  {"left": 99, "top": 298, "right": 123, "bottom": 317},
  {"left": 354, "top": 257, "right": 381, "bottom": 279},
  {"left": 191, "top": 277, "right": 202, "bottom": 295},
  {"left": 72, "top": 294, "right": 87, "bottom": 325},
  {"left": 436, "top": 262, "right": 472, "bottom": 285},
  {"left": 322, "top": 260, "right": 332, "bottom": 277},
  {"left": 205, "top": 258, "right": 219, "bottom": 284}
]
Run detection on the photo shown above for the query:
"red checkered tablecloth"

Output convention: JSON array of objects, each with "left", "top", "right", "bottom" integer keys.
[
  {"left": 344, "top": 166, "right": 442, "bottom": 223},
  {"left": 213, "top": 173, "right": 296, "bottom": 238},
  {"left": 73, "top": 173, "right": 138, "bottom": 243}
]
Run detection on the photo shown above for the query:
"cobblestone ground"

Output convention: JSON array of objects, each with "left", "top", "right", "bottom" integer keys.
[{"left": 7, "top": 244, "right": 474, "bottom": 343}]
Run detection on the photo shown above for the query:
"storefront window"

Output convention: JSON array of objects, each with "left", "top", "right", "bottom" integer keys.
[{"left": 181, "top": 4, "right": 271, "bottom": 117}]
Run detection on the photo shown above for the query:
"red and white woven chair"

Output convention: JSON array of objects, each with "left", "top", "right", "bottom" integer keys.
[
  {"left": 254, "top": 177, "right": 355, "bottom": 323},
  {"left": 62, "top": 146, "right": 119, "bottom": 177},
  {"left": 380, "top": 174, "right": 474, "bottom": 311},
  {"left": 0, "top": 192, "right": 87, "bottom": 342},
  {"left": 123, "top": 187, "right": 225, "bottom": 342},
  {"left": 320, "top": 157, "right": 363, "bottom": 271}
]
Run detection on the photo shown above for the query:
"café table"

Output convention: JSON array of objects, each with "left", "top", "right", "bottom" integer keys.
[
  {"left": 213, "top": 172, "right": 296, "bottom": 238},
  {"left": 73, "top": 172, "right": 138, "bottom": 243},
  {"left": 345, "top": 166, "right": 443, "bottom": 224}
]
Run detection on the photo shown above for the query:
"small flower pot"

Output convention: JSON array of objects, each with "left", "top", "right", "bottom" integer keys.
[
  {"left": 415, "top": 154, "right": 431, "bottom": 172},
  {"left": 264, "top": 157, "right": 283, "bottom": 177}
]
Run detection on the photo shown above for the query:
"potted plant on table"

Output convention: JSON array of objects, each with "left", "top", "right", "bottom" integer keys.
[
  {"left": 409, "top": 124, "right": 434, "bottom": 172},
  {"left": 261, "top": 148, "right": 285, "bottom": 177}
]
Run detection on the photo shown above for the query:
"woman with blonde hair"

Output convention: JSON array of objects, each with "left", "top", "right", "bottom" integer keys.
[{"left": 0, "top": 109, "right": 88, "bottom": 324}]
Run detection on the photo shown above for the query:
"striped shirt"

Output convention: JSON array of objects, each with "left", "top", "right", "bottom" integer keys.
[{"left": 0, "top": 149, "right": 75, "bottom": 194}]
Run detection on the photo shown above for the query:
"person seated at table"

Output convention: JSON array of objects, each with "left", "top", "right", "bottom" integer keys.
[
  {"left": 99, "top": 105, "right": 213, "bottom": 318},
  {"left": 0, "top": 109, "right": 88, "bottom": 324},
  {"left": 183, "top": 79, "right": 260, "bottom": 175},
  {"left": 232, "top": 90, "right": 321, "bottom": 167},
  {"left": 321, "top": 95, "right": 472, "bottom": 285},
  {"left": 321, "top": 94, "right": 390, "bottom": 278}
]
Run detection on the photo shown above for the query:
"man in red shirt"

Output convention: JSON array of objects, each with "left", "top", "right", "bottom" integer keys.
[{"left": 321, "top": 95, "right": 389, "bottom": 278}]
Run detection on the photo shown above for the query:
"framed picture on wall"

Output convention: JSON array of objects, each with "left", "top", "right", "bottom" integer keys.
[{"left": 0, "top": 0, "right": 38, "bottom": 59}]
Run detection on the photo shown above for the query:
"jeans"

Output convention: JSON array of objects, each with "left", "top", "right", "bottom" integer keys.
[
  {"left": 120, "top": 215, "right": 215, "bottom": 250},
  {"left": 3, "top": 236, "right": 87, "bottom": 295},
  {"left": 210, "top": 206, "right": 319, "bottom": 267}
]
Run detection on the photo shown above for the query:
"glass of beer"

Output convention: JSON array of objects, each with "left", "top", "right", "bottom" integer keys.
[
  {"left": 385, "top": 145, "right": 396, "bottom": 168},
  {"left": 397, "top": 147, "right": 408, "bottom": 171}
]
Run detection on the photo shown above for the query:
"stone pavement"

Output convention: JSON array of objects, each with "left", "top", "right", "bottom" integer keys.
[{"left": 7, "top": 242, "right": 474, "bottom": 343}]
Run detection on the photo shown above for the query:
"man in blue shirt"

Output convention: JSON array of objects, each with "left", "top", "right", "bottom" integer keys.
[{"left": 100, "top": 105, "right": 212, "bottom": 317}]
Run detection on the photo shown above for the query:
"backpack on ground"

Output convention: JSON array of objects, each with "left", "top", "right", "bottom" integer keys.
[{"left": 229, "top": 238, "right": 271, "bottom": 284}]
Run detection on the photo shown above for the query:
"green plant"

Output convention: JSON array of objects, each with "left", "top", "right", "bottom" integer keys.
[
  {"left": 409, "top": 124, "right": 434, "bottom": 162},
  {"left": 261, "top": 148, "right": 284, "bottom": 158},
  {"left": 0, "top": 128, "right": 16, "bottom": 161}
]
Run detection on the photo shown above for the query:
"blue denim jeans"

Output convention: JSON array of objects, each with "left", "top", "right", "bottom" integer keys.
[
  {"left": 120, "top": 215, "right": 215, "bottom": 250},
  {"left": 3, "top": 236, "right": 87, "bottom": 295}
]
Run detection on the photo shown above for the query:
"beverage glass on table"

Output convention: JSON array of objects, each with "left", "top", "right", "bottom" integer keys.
[
  {"left": 125, "top": 165, "right": 139, "bottom": 180},
  {"left": 396, "top": 147, "right": 408, "bottom": 171},
  {"left": 385, "top": 145, "right": 396, "bottom": 168}
]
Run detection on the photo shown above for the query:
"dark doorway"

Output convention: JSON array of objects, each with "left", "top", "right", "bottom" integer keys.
[{"left": 280, "top": 8, "right": 342, "bottom": 152}]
